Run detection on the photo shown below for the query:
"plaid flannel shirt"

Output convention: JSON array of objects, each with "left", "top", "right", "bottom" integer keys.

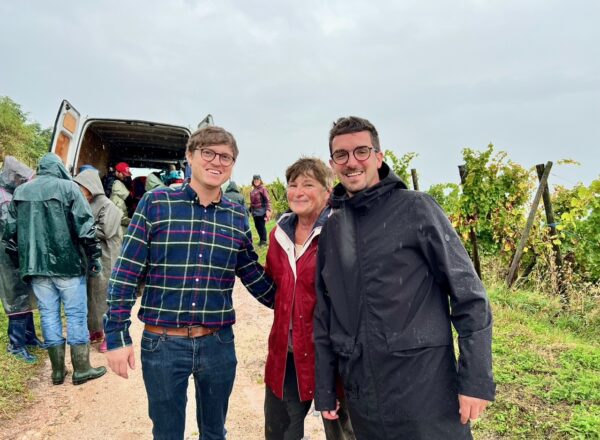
[{"left": 104, "top": 182, "right": 275, "bottom": 349}]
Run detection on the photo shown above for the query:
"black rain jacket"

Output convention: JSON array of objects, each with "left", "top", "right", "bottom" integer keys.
[{"left": 314, "top": 163, "right": 495, "bottom": 439}]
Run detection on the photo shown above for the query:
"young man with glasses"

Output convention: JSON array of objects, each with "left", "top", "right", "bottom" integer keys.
[
  {"left": 105, "top": 126, "right": 275, "bottom": 440},
  {"left": 313, "top": 116, "right": 495, "bottom": 439}
]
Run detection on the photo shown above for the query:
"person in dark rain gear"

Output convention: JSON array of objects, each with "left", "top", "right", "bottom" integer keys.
[
  {"left": 3, "top": 153, "right": 106, "bottom": 386},
  {"left": 314, "top": 117, "right": 495, "bottom": 439},
  {"left": 0, "top": 156, "right": 43, "bottom": 363}
]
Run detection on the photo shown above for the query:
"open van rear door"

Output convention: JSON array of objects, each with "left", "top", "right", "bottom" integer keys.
[{"left": 50, "top": 100, "right": 81, "bottom": 171}]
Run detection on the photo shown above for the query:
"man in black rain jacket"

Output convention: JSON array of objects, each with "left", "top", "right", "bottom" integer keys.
[{"left": 314, "top": 116, "right": 495, "bottom": 439}]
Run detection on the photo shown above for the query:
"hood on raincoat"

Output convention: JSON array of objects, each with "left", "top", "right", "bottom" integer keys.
[
  {"left": 0, "top": 156, "right": 34, "bottom": 194},
  {"left": 37, "top": 153, "right": 71, "bottom": 180},
  {"left": 145, "top": 172, "right": 165, "bottom": 192},
  {"left": 73, "top": 170, "right": 105, "bottom": 198},
  {"left": 225, "top": 180, "right": 241, "bottom": 194}
]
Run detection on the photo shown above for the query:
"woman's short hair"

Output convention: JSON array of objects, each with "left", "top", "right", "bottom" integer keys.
[{"left": 285, "top": 157, "right": 333, "bottom": 190}]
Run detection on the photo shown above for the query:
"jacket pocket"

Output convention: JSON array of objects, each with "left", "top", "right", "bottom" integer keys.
[{"left": 385, "top": 326, "right": 452, "bottom": 352}]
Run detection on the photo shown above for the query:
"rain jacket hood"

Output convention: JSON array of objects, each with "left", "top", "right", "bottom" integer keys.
[
  {"left": 225, "top": 181, "right": 241, "bottom": 193},
  {"left": 145, "top": 173, "right": 164, "bottom": 192},
  {"left": 0, "top": 156, "right": 34, "bottom": 194},
  {"left": 36, "top": 153, "right": 71, "bottom": 181},
  {"left": 0, "top": 156, "right": 34, "bottom": 314},
  {"left": 74, "top": 170, "right": 105, "bottom": 197}
]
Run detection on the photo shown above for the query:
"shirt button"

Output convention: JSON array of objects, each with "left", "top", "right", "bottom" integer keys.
[
  {"left": 199, "top": 254, "right": 202, "bottom": 258},
  {"left": 304, "top": 353, "right": 308, "bottom": 357},
  {"left": 201, "top": 231, "right": 206, "bottom": 234},
  {"left": 192, "top": 302, "right": 196, "bottom": 306},
  {"left": 195, "top": 278, "right": 199, "bottom": 282},
  {"left": 299, "top": 315, "right": 303, "bottom": 319}
]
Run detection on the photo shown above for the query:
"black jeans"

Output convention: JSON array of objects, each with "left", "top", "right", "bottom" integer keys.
[
  {"left": 253, "top": 215, "right": 268, "bottom": 243},
  {"left": 264, "top": 353, "right": 311, "bottom": 439}
]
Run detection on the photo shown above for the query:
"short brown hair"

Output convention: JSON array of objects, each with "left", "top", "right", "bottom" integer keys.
[
  {"left": 186, "top": 126, "right": 239, "bottom": 158},
  {"left": 285, "top": 157, "right": 333, "bottom": 190},
  {"left": 328, "top": 116, "right": 380, "bottom": 153}
]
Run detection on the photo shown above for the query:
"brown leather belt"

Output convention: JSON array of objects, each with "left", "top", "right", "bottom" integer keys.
[{"left": 144, "top": 324, "right": 220, "bottom": 338}]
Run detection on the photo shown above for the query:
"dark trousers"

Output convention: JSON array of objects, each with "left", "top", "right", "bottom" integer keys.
[
  {"left": 253, "top": 215, "right": 268, "bottom": 243},
  {"left": 265, "top": 353, "right": 312, "bottom": 439},
  {"left": 265, "top": 353, "right": 355, "bottom": 440}
]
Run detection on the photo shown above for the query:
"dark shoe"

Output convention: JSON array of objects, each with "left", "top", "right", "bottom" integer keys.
[
  {"left": 70, "top": 344, "right": 107, "bottom": 385},
  {"left": 48, "top": 344, "right": 67, "bottom": 385},
  {"left": 24, "top": 312, "right": 44, "bottom": 348},
  {"left": 7, "top": 345, "right": 37, "bottom": 364},
  {"left": 7, "top": 315, "right": 38, "bottom": 363}
]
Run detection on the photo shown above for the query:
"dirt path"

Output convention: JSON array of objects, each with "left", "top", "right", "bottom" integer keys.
[{"left": 2, "top": 282, "right": 327, "bottom": 440}]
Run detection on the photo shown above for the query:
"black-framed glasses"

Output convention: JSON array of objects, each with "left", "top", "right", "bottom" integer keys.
[
  {"left": 330, "top": 146, "right": 375, "bottom": 165},
  {"left": 198, "top": 148, "right": 235, "bottom": 166}
]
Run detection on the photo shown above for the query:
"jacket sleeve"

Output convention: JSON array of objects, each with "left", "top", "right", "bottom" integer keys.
[
  {"left": 414, "top": 193, "right": 496, "bottom": 401},
  {"left": 1, "top": 200, "right": 18, "bottom": 262},
  {"left": 96, "top": 201, "right": 122, "bottom": 241},
  {"left": 104, "top": 192, "right": 152, "bottom": 349},
  {"left": 235, "top": 213, "right": 275, "bottom": 308},
  {"left": 313, "top": 225, "right": 338, "bottom": 411},
  {"left": 261, "top": 186, "right": 272, "bottom": 211},
  {"left": 70, "top": 185, "right": 97, "bottom": 241}
]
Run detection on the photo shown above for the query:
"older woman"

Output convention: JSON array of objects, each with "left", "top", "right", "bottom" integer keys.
[{"left": 264, "top": 158, "right": 354, "bottom": 440}]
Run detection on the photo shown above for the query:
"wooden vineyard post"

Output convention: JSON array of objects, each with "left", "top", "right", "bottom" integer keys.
[
  {"left": 458, "top": 165, "right": 482, "bottom": 279},
  {"left": 536, "top": 163, "right": 566, "bottom": 300},
  {"left": 411, "top": 168, "right": 419, "bottom": 190},
  {"left": 506, "top": 161, "right": 553, "bottom": 287}
]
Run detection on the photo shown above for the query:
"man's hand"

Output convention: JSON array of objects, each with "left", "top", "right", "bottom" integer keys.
[
  {"left": 321, "top": 410, "right": 339, "bottom": 420},
  {"left": 88, "top": 258, "right": 102, "bottom": 276},
  {"left": 106, "top": 345, "right": 136, "bottom": 379},
  {"left": 265, "top": 210, "right": 272, "bottom": 222},
  {"left": 458, "top": 394, "right": 490, "bottom": 424},
  {"left": 320, "top": 399, "right": 341, "bottom": 420}
]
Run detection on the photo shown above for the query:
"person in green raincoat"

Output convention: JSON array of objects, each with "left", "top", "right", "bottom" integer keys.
[
  {"left": 2, "top": 153, "right": 107, "bottom": 386},
  {"left": 0, "top": 156, "right": 43, "bottom": 363}
]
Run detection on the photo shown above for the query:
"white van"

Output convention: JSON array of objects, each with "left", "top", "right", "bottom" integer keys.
[{"left": 49, "top": 99, "right": 212, "bottom": 177}]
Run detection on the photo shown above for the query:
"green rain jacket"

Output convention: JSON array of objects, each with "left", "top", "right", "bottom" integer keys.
[
  {"left": 3, "top": 153, "right": 99, "bottom": 281},
  {"left": 0, "top": 156, "right": 34, "bottom": 314}
]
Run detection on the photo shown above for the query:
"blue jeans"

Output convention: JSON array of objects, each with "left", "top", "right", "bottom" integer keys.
[
  {"left": 141, "top": 326, "right": 237, "bottom": 440},
  {"left": 31, "top": 276, "right": 89, "bottom": 347}
]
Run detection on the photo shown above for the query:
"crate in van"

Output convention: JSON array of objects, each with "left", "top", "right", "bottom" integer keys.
[{"left": 49, "top": 99, "right": 212, "bottom": 178}]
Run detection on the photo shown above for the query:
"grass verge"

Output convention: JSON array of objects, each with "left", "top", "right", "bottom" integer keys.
[
  {"left": 472, "top": 284, "right": 599, "bottom": 439},
  {"left": 0, "top": 311, "right": 46, "bottom": 420}
]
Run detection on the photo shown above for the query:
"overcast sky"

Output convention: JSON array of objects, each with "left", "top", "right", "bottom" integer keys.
[{"left": 1, "top": 0, "right": 598, "bottom": 189}]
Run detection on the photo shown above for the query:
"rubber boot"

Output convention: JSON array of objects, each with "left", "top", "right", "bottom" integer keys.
[
  {"left": 24, "top": 312, "right": 44, "bottom": 348},
  {"left": 70, "top": 344, "right": 107, "bottom": 385},
  {"left": 7, "top": 315, "right": 37, "bottom": 364},
  {"left": 47, "top": 344, "right": 67, "bottom": 385}
]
